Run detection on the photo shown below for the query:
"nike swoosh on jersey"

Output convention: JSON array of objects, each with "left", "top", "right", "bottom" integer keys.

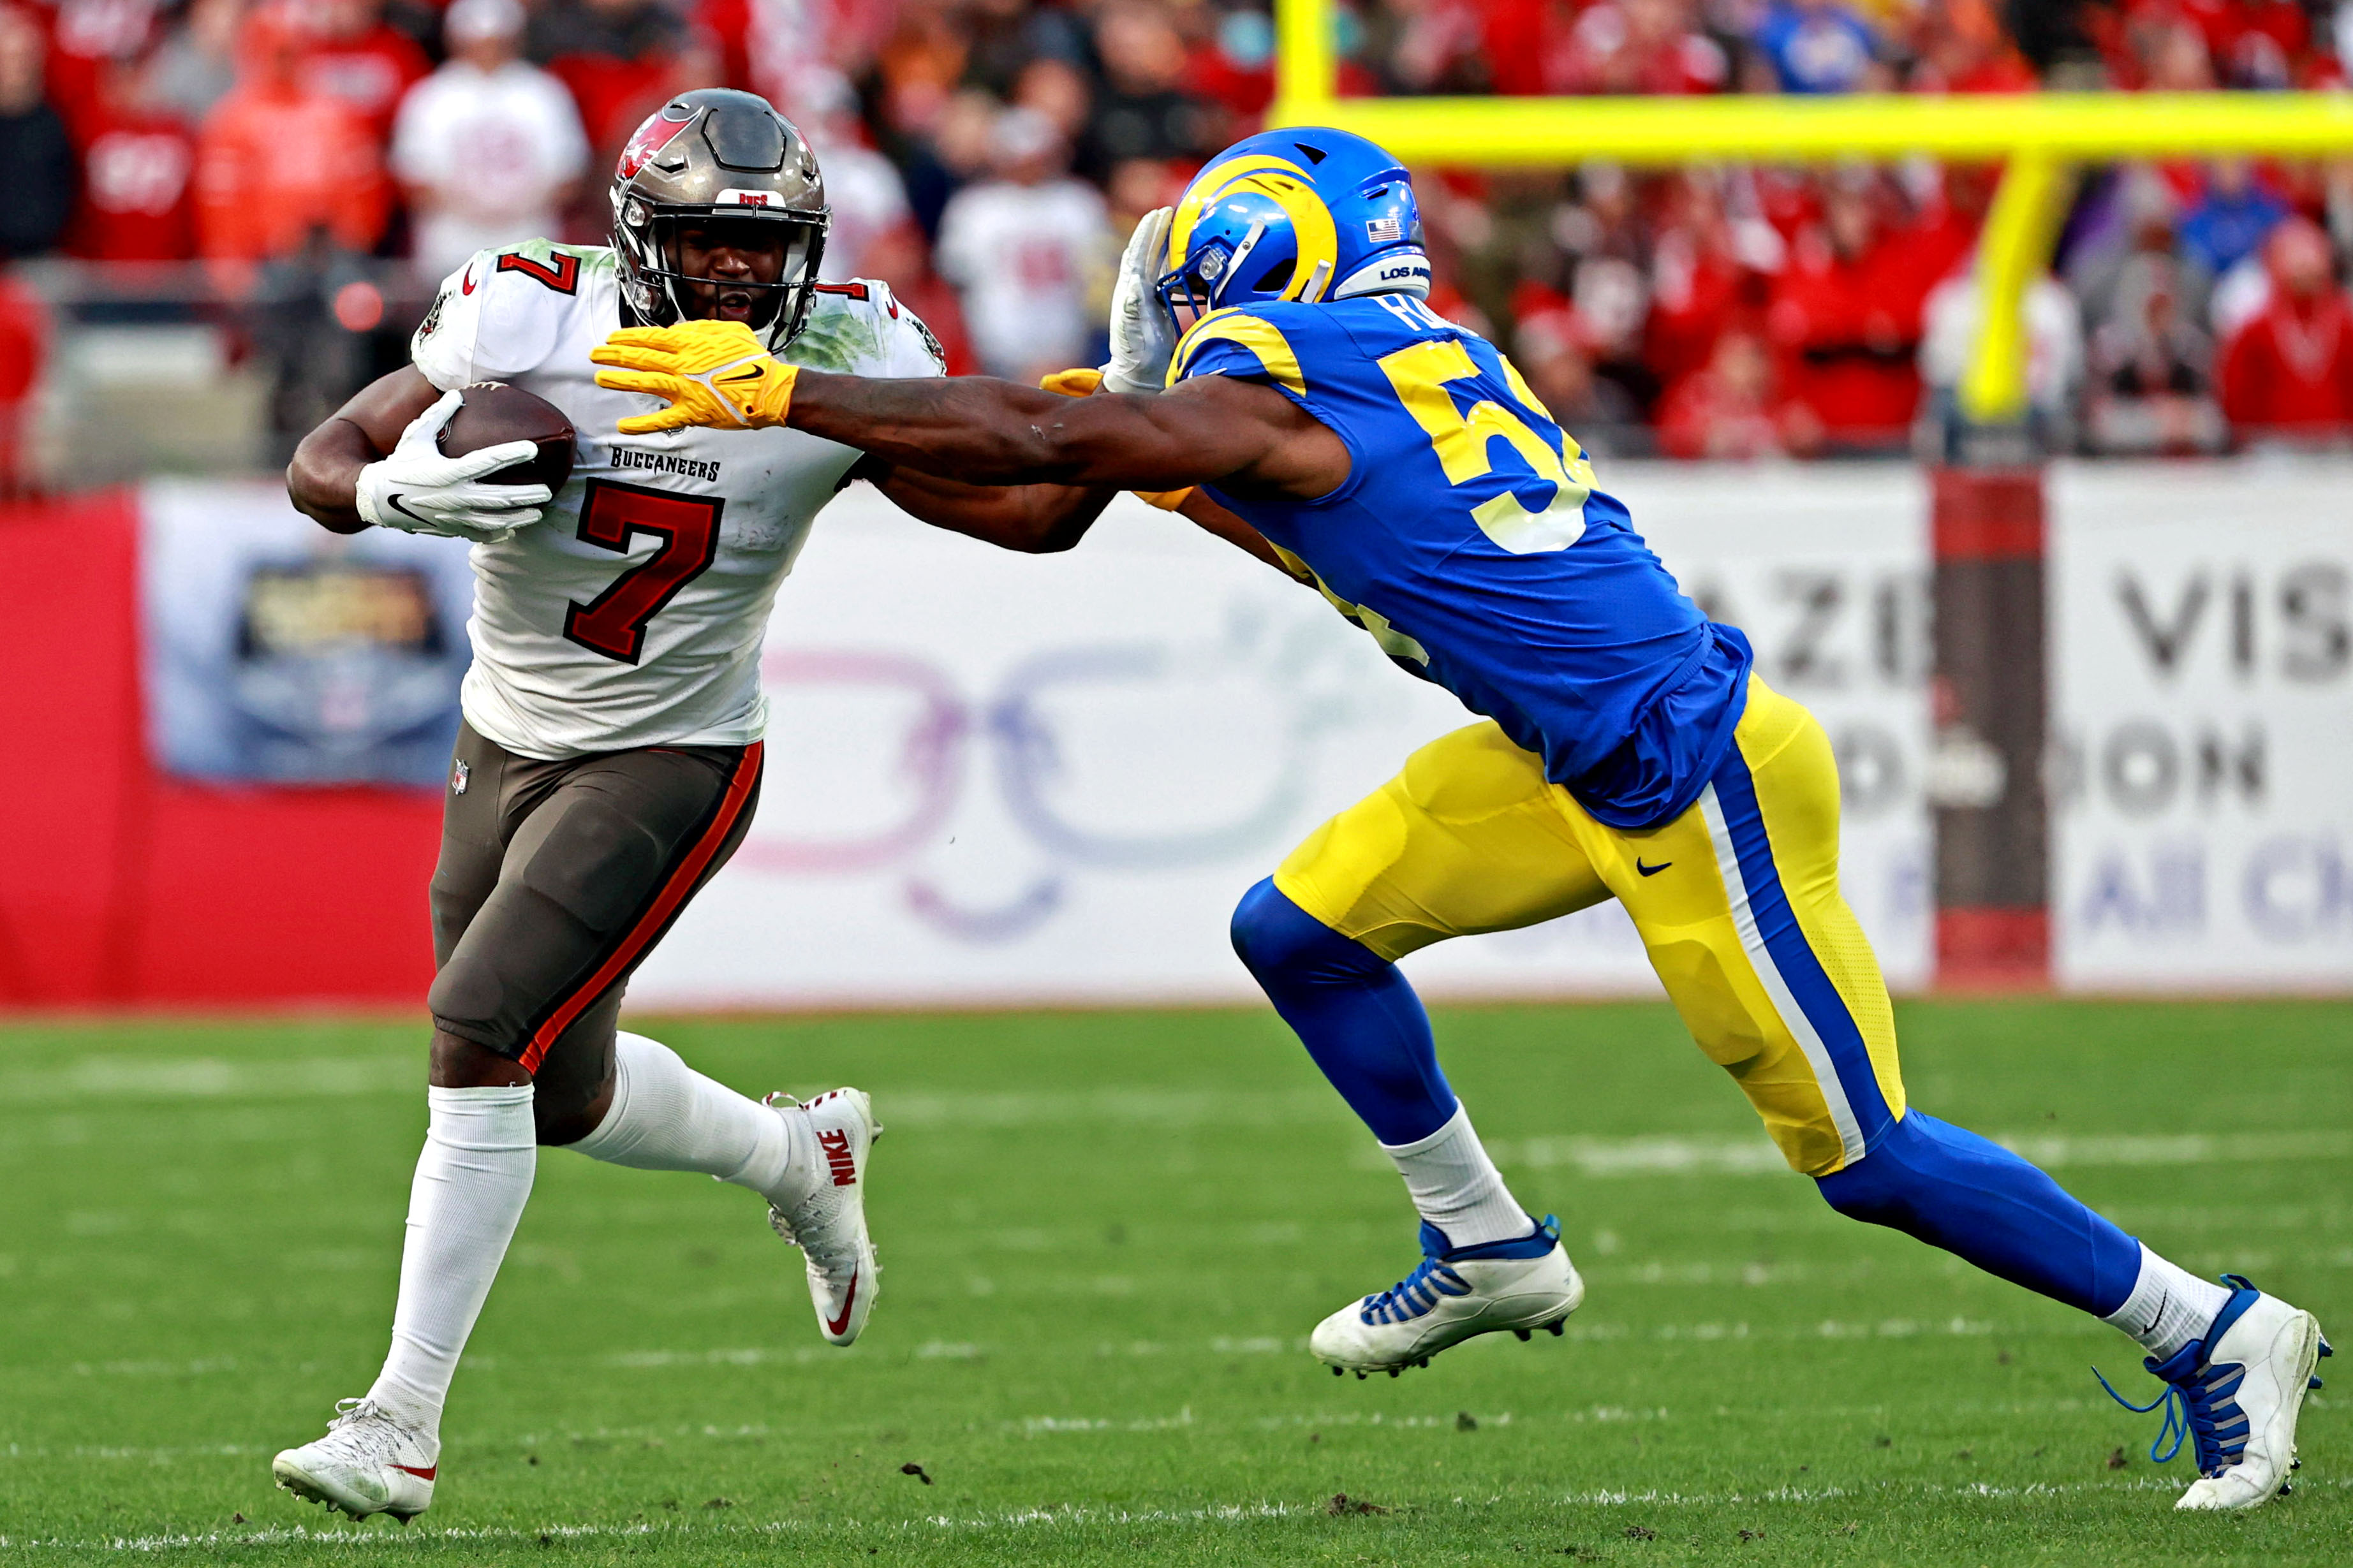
[
  {"left": 825, "top": 1270, "right": 860, "bottom": 1338},
  {"left": 460, "top": 267, "right": 476, "bottom": 296},
  {"left": 1636, "top": 859, "right": 1671, "bottom": 877}
]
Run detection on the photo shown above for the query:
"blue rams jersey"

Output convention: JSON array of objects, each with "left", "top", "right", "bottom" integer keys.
[{"left": 1171, "top": 293, "right": 1751, "bottom": 829}]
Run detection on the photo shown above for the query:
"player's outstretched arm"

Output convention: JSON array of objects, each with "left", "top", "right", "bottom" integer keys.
[
  {"left": 590, "top": 321, "right": 1350, "bottom": 499},
  {"left": 865, "top": 465, "right": 1121, "bottom": 554},
  {"left": 288, "top": 367, "right": 445, "bottom": 533},
  {"left": 808, "top": 370, "right": 1336, "bottom": 495}
]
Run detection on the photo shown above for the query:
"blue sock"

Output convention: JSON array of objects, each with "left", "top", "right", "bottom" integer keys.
[
  {"left": 1229, "top": 879, "right": 1456, "bottom": 1146},
  {"left": 1815, "top": 1110, "right": 2143, "bottom": 1317}
]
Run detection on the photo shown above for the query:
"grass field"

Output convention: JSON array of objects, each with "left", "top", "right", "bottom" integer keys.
[{"left": 0, "top": 999, "right": 2345, "bottom": 1565}]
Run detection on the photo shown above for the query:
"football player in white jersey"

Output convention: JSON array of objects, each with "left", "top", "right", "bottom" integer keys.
[{"left": 268, "top": 89, "right": 1125, "bottom": 1521}]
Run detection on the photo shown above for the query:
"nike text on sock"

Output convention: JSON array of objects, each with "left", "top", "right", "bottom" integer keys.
[
  {"left": 365, "top": 1083, "right": 538, "bottom": 1433},
  {"left": 2103, "top": 1243, "right": 2235, "bottom": 1362},
  {"left": 1380, "top": 1103, "right": 1533, "bottom": 1250},
  {"left": 566, "top": 1033, "right": 807, "bottom": 1205}
]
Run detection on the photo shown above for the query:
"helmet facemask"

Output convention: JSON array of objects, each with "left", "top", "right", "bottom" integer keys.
[
  {"left": 1154, "top": 233, "right": 1237, "bottom": 341},
  {"left": 615, "top": 200, "right": 827, "bottom": 352}
]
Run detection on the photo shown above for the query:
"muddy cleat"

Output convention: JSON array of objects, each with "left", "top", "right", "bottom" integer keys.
[
  {"left": 2099, "top": 1275, "right": 2331, "bottom": 1512},
  {"left": 766, "top": 1087, "right": 882, "bottom": 1346},
  {"left": 1311, "top": 1215, "right": 1582, "bottom": 1375},
  {"left": 271, "top": 1398, "right": 438, "bottom": 1520}
]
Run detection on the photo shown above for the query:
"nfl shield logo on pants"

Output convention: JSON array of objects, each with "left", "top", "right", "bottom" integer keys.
[{"left": 451, "top": 759, "right": 470, "bottom": 796}]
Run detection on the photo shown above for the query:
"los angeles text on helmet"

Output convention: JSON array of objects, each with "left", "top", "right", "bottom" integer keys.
[{"left": 609, "top": 89, "right": 832, "bottom": 353}]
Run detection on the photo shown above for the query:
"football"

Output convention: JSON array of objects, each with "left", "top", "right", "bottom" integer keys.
[{"left": 439, "top": 381, "right": 575, "bottom": 493}]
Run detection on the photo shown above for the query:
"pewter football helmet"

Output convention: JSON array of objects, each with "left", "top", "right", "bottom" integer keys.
[{"left": 610, "top": 89, "right": 830, "bottom": 350}]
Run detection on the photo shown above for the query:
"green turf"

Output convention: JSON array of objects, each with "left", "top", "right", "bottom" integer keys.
[{"left": 0, "top": 1000, "right": 2346, "bottom": 1565}]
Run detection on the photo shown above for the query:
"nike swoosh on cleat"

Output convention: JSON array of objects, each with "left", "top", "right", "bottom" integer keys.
[
  {"left": 392, "top": 1464, "right": 436, "bottom": 1479},
  {"left": 1636, "top": 859, "right": 1671, "bottom": 877},
  {"left": 825, "top": 1270, "right": 860, "bottom": 1339}
]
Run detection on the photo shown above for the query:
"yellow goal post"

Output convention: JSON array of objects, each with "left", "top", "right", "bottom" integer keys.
[{"left": 1262, "top": 0, "right": 2353, "bottom": 424}]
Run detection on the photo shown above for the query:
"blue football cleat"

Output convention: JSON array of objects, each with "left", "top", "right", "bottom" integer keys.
[
  {"left": 1311, "top": 1215, "right": 1583, "bottom": 1376},
  {"left": 2098, "top": 1274, "right": 2331, "bottom": 1511}
]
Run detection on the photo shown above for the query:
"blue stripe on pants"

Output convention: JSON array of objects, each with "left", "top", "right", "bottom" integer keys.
[{"left": 1708, "top": 740, "right": 1896, "bottom": 1148}]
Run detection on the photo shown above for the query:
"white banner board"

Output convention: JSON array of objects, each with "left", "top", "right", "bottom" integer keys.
[
  {"left": 631, "top": 465, "right": 1938, "bottom": 1008},
  {"left": 2050, "top": 461, "right": 2353, "bottom": 992}
]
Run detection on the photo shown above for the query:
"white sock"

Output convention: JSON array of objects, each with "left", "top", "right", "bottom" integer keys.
[
  {"left": 566, "top": 1032, "right": 812, "bottom": 1206},
  {"left": 2102, "top": 1243, "right": 2233, "bottom": 1362},
  {"left": 1380, "top": 1102, "right": 1531, "bottom": 1249},
  {"left": 365, "top": 1084, "right": 537, "bottom": 1433}
]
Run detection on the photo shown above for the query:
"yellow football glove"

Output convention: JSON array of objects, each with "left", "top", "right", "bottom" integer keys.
[
  {"left": 591, "top": 320, "right": 799, "bottom": 435},
  {"left": 1036, "top": 367, "right": 1196, "bottom": 512},
  {"left": 1039, "top": 366, "right": 1105, "bottom": 398}
]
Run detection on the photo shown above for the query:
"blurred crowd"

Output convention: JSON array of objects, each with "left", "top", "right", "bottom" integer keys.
[{"left": 8, "top": 0, "right": 2353, "bottom": 485}]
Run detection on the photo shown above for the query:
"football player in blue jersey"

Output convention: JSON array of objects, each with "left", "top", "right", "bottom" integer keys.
[{"left": 588, "top": 128, "right": 2327, "bottom": 1511}]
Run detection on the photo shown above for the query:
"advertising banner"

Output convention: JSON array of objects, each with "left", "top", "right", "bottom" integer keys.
[
  {"left": 142, "top": 480, "right": 475, "bottom": 786},
  {"left": 119, "top": 459, "right": 2350, "bottom": 1006},
  {"left": 2051, "top": 462, "right": 2353, "bottom": 991},
  {"left": 630, "top": 467, "right": 1936, "bottom": 1009}
]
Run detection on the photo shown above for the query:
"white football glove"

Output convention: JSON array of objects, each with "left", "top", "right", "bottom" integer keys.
[
  {"left": 1103, "top": 205, "right": 1177, "bottom": 395},
  {"left": 356, "top": 389, "right": 552, "bottom": 543}
]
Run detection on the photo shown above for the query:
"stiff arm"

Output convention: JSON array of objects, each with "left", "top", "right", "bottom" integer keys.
[{"left": 776, "top": 369, "right": 1353, "bottom": 504}]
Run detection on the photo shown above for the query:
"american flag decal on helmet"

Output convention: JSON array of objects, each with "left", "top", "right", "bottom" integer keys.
[{"left": 1366, "top": 217, "right": 1405, "bottom": 243}]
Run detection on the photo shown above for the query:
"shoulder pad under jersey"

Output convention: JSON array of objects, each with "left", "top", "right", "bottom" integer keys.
[
  {"left": 789, "top": 279, "right": 947, "bottom": 379},
  {"left": 411, "top": 241, "right": 614, "bottom": 391}
]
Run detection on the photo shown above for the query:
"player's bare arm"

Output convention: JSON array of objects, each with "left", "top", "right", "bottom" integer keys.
[
  {"left": 285, "top": 367, "right": 447, "bottom": 532},
  {"left": 589, "top": 325, "right": 1352, "bottom": 502},
  {"left": 864, "top": 462, "right": 1120, "bottom": 553}
]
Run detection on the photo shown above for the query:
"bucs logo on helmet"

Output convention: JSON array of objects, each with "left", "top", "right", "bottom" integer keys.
[
  {"left": 616, "top": 101, "right": 697, "bottom": 182},
  {"left": 609, "top": 89, "right": 831, "bottom": 352}
]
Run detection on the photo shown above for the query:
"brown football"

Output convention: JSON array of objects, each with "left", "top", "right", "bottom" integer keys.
[{"left": 438, "top": 381, "right": 575, "bottom": 493}]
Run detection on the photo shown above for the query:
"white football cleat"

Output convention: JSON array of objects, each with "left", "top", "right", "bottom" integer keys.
[
  {"left": 271, "top": 1398, "right": 438, "bottom": 1520},
  {"left": 1312, "top": 1215, "right": 1584, "bottom": 1377},
  {"left": 2100, "top": 1274, "right": 2331, "bottom": 1511},
  {"left": 766, "top": 1087, "right": 881, "bottom": 1346}
]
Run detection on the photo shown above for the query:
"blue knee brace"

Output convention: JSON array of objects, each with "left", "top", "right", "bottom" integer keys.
[
  {"left": 1229, "top": 879, "right": 1457, "bottom": 1146},
  {"left": 1815, "top": 1110, "right": 2143, "bottom": 1317}
]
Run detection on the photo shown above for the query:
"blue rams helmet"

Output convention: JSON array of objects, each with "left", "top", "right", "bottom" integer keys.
[{"left": 1156, "top": 127, "right": 1429, "bottom": 337}]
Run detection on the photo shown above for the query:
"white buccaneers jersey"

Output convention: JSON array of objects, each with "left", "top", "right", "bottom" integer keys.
[{"left": 410, "top": 240, "right": 944, "bottom": 759}]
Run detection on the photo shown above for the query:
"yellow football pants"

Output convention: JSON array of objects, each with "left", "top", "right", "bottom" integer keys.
[{"left": 1272, "top": 677, "right": 1905, "bottom": 1177}]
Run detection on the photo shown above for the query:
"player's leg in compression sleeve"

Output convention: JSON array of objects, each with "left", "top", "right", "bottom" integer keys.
[
  {"left": 1232, "top": 880, "right": 1531, "bottom": 1247},
  {"left": 1813, "top": 1110, "right": 2146, "bottom": 1317},
  {"left": 1815, "top": 1113, "right": 2229, "bottom": 1354},
  {"left": 367, "top": 1085, "right": 538, "bottom": 1430},
  {"left": 564, "top": 1032, "right": 816, "bottom": 1208},
  {"left": 1231, "top": 879, "right": 1455, "bottom": 1143}
]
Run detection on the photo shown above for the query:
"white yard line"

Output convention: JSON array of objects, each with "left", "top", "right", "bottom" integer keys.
[
  {"left": 1478, "top": 1127, "right": 2353, "bottom": 1178},
  {"left": 11, "top": 1478, "right": 2349, "bottom": 1552}
]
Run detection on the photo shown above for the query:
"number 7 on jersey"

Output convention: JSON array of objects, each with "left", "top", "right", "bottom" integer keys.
[{"left": 563, "top": 479, "right": 725, "bottom": 664}]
